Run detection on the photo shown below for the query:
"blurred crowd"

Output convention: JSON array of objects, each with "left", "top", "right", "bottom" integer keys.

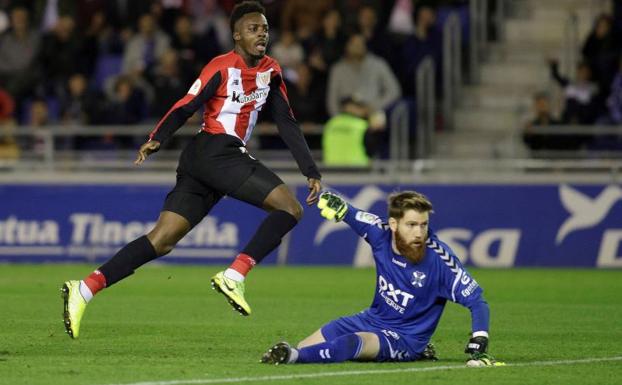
[
  {"left": 524, "top": 6, "right": 622, "bottom": 153},
  {"left": 0, "top": 0, "right": 467, "bottom": 162}
]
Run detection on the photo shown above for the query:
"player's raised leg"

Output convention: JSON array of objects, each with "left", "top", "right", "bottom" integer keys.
[
  {"left": 61, "top": 211, "right": 191, "bottom": 339},
  {"left": 212, "top": 179, "right": 303, "bottom": 316},
  {"left": 261, "top": 332, "right": 380, "bottom": 364}
]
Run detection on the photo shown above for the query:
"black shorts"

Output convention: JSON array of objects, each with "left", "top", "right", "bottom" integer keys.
[{"left": 162, "top": 132, "right": 284, "bottom": 227}]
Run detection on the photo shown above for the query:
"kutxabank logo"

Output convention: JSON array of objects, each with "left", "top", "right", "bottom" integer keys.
[{"left": 556, "top": 184, "right": 622, "bottom": 244}]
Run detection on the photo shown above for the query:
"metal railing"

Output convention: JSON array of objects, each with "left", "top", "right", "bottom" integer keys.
[
  {"left": 389, "top": 101, "right": 410, "bottom": 162},
  {"left": 470, "top": 0, "right": 516, "bottom": 83},
  {"left": 469, "top": 0, "right": 488, "bottom": 83},
  {"left": 442, "top": 12, "right": 462, "bottom": 131},
  {"left": 2, "top": 122, "right": 621, "bottom": 179},
  {"left": 0, "top": 124, "right": 326, "bottom": 171},
  {"left": 0, "top": 125, "right": 622, "bottom": 184},
  {"left": 561, "top": 11, "right": 579, "bottom": 82},
  {"left": 0, "top": 110, "right": 412, "bottom": 172},
  {"left": 416, "top": 56, "right": 436, "bottom": 158}
]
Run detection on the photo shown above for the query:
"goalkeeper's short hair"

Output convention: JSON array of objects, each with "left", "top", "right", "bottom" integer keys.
[{"left": 388, "top": 191, "right": 434, "bottom": 220}]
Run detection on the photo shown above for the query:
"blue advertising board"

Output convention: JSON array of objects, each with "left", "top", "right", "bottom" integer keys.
[{"left": 1, "top": 183, "right": 621, "bottom": 267}]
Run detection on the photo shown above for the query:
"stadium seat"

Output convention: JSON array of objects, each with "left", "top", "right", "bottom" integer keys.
[{"left": 93, "top": 55, "right": 124, "bottom": 90}]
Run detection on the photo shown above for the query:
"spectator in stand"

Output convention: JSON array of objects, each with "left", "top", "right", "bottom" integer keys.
[
  {"left": 522, "top": 92, "right": 561, "bottom": 152},
  {"left": 37, "top": 15, "right": 83, "bottom": 97},
  {"left": 59, "top": 73, "right": 103, "bottom": 125},
  {"left": 75, "top": 0, "right": 107, "bottom": 31},
  {"left": 0, "top": 87, "right": 19, "bottom": 159},
  {"left": 154, "top": 0, "right": 185, "bottom": 37},
  {"left": 105, "top": 0, "right": 153, "bottom": 33},
  {"left": 281, "top": 0, "right": 334, "bottom": 46},
  {"left": 27, "top": 98, "right": 51, "bottom": 156},
  {"left": 582, "top": 14, "right": 622, "bottom": 99},
  {"left": 31, "top": 0, "right": 76, "bottom": 32},
  {"left": 0, "top": 87, "right": 15, "bottom": 124},
  {"left": 327, "top": 33, "right": 401, "bottom": 127},
  {"left": 0, "top": 7, "right": 40, "bottom": 104},
  {"left": 59, "top": 73, "right": 105, "bottom": 150},
  {"left": 122, "top": 13, "right": 170, "bottom": 85},
  {"left": 29, "top": 99, "right": 50, "bottom": 127},
  {"left": 0, "top": 7, "right": 8, "bottom": 35},
  {"left": 80, "top": 10, "right": 125, "bottom": 76},
  {"left": 601, "top": 56, "right": 622, "bottom": 124},
  {"left": 399, "top": 4, "right": 441, "bottom": 97},
  {"left": 305, "top": 9, "right": 345, "bottom": 117},
  {"left": 387, "top": 0, "right": 415, "bottom": 36},
  {"left": 271, "top": 30, "right": 305, "bottom": 73},
  {"left": 549, "top": 59, "right": 599, "bottom": 125},
  {"left": 80, "top": 10, "right": 106, "bottom": 76},
  {"left": 323, "top": 96, "right": 385, "bottom": 167},
  {"left": 151, "top": 50, "right": 187, "bottom": 118},
  {"left": 171, "top": 14, "right": 219, "bottom": 84},
  {"left": 185, "top": 0, "right": 231, "bottom": 52},
  {"left": 307, "top": 9, "right": 345, "bottom": 85},
  {"left": 104, "top": 75, "right": 147, "bottom": 126},
  {"left": 523, "top": 91, "right": 585, "bottom": 153},
  {"left": 357, "top": 5, "right": 392, "bottom": 64},
  {"left": 285, "top": 63, "right": 327, "bottom": 124}
]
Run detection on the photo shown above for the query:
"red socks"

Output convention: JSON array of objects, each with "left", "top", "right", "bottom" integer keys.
[
  {"left": 229, "top": 253, "right": 256, "bottom": 277},
  {"left": 83, "top": 270, "right": 107, "bottom": 296}
]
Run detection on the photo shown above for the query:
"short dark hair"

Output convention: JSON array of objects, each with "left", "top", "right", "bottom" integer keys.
[{"left": 230, "top": 1, "right": 266, "bottom": 33}]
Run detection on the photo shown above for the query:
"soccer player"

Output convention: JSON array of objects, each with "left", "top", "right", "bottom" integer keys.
[
  {"left": 61, "top": 1, "right": 322, "bottom": 339},
  {"left": 261, "top": 191, "right": 503, "bottom": 366}
]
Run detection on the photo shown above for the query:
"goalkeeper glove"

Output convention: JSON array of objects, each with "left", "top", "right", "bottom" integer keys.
[
  {"left": 317, "top": 192, "right": 348, "bottom": 221},
  {"left": 465, "top": 336, "right": 488, "bottom": 355},
  {"left": 465, "top": 336, "right": 505, "bottom": 367}
]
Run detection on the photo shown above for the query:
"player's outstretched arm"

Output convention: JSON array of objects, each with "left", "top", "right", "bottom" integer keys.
[{"left": 134, "top": 140, "right": 161, "bottom": 165}]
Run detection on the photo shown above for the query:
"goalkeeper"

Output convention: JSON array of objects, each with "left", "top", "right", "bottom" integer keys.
[{"left": 261, "top": 190, "right": 503, "bottom": 366}]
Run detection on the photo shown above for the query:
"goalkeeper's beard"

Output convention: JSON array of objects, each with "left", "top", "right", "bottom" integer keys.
[{"left": 395, "top": 230, "right": 425, "bottom": 263}]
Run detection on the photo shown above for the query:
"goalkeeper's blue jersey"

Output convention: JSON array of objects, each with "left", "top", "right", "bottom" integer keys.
[{"left": 343, "top": 205, "right": 486, "bottom": 348}]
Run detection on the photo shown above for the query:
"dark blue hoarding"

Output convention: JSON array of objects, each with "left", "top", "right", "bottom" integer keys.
[{"left": 1, "top": 183, "right": 621, "bottom": 267}]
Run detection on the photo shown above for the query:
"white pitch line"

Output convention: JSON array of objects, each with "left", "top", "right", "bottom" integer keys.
[{"left": 99, "top": 356, "right": 622, "bottom": 385}]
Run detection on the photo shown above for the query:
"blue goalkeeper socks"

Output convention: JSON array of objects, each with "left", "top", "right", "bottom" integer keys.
[{"left": 294, "top": 334, "right": 363, "bottom": 363}]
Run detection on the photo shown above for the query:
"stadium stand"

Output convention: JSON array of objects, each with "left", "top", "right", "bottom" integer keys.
[{"left": 0, "top": 0, "right": 619, "bottom": 175}]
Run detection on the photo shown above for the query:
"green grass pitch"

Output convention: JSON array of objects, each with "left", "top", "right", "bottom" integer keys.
[{"left": 1, "top": 264, "right": 621, "bottom": 385}]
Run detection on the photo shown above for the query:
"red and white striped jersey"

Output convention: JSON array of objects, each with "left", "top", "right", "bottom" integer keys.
[
  {"left": 150, "top": 50, "right": 287, "bottom": 145},
  {"left": 148, "top": 50, "right": 320, "bottom": 180}
]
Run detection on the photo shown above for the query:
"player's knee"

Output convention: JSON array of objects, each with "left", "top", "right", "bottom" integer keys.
[
  {"left": 147, "top": 232, "right": 177, "bottom": 256},
  {"left": 155, "top": 242, "right": 175, "bottom": 256},
  {"left": 285, "top": 201, "right": 303, "bottom": 221}
]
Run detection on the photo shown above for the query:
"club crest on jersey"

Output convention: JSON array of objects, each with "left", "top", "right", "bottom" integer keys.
[
  {"left": 256, "top": 71, "right": 272, "bottom": 87},
  {"left": 411, "top": 271, "right": 426, "bottom": 287}
]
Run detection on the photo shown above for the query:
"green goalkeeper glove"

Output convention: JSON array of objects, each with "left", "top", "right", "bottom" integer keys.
[{"left": 317, "top": 192, "right": 348, "bottom": 221}]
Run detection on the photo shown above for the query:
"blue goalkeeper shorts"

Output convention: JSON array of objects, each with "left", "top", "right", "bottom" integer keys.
[{"left": 320, "top": 312, "right": 425, "bottom": 362}]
